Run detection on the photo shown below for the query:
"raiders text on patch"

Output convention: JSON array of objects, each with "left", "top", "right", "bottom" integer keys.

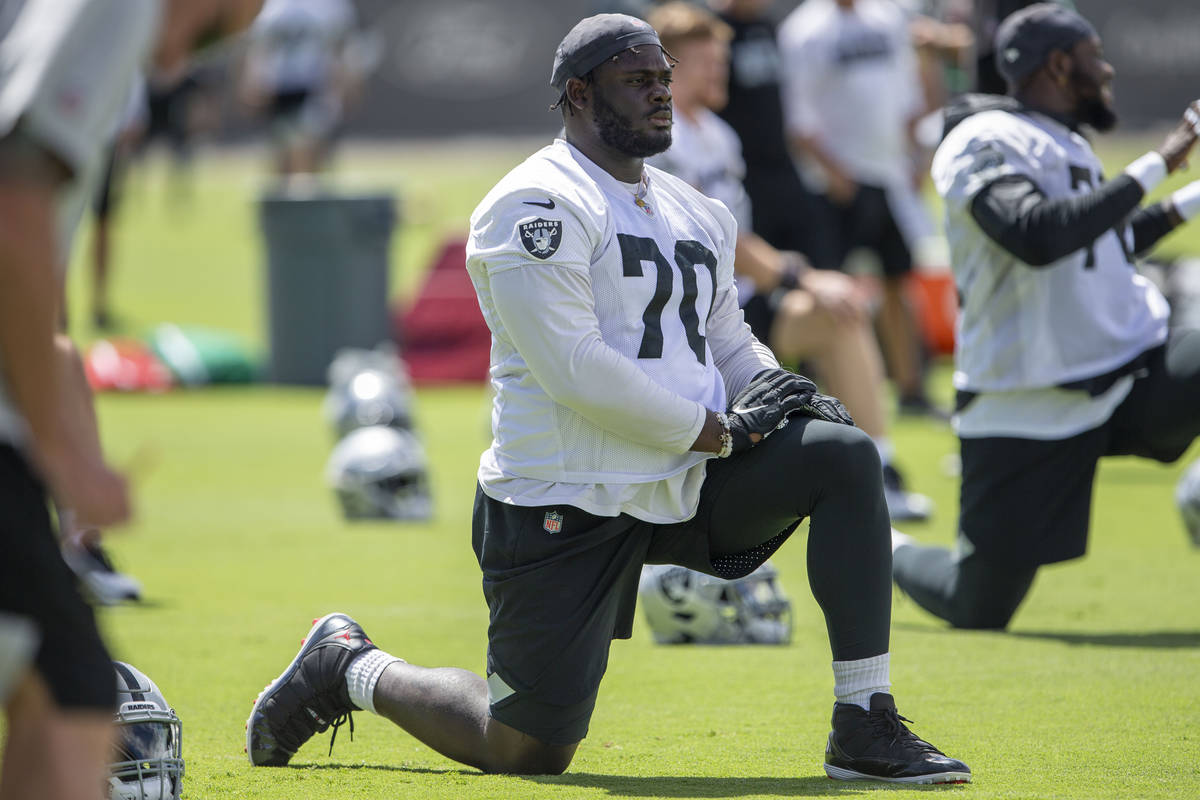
[{"left": 519, "top": 218, "right": 562, "bottom": 259}]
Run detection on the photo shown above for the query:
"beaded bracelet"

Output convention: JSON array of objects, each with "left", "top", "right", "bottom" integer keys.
[{"left": 715, "top": 412, "right": 734, "bottom": 459}]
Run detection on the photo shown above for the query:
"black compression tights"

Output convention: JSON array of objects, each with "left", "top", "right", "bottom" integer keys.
[{"left": 702, "top": 419, "right": 893, "bottom": 660}]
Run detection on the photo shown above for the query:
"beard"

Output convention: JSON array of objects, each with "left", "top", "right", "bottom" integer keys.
[
  {"left": 592, "top": 88, "right": 672, "bottom": 158},
  {"left": 1071, "top": 67, "right": 1118, "bottom": 132}
]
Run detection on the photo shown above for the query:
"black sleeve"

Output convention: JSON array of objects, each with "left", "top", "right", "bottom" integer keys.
[
  {"left": 969, "top": 173, "right": 1145, "bottom": 266},
  {"left": 1129, "top": 202, "right": 1180, "bottom": 256}
]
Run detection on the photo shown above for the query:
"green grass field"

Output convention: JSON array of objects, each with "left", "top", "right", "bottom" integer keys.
[{"left": 40, "top": 136, "right": 1200, "bottom": 798}]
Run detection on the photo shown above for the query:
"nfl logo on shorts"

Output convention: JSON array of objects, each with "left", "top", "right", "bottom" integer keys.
[{"left": 543, "top": 510, "right": 563, "bottom": 534}]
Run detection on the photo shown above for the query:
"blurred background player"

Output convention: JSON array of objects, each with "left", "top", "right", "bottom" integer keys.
[
  {"left": 238, "top": 0, "right": 362, "bottom": 177},
  {"left": 137, "top": 64, "right": 225, "bottom": 201},
  {"left": 0, "top": 1, "right": 262, "bottom": 798},
  {"left": 779, "top": 0, "right": 946, "bottom": 419},
  {"left": 892, "top": 4, "right": 1200, "bottom": 629},
  {"left": 707, "top": 0, "right": 838, "bottom": 271},
  {"left": 86, "top": 81, "right": 147, "bottom": 333},
  {"left": 85, "top": 58, "right": 225, "bottom": 336},
  {"left": 647, "top": 1, "right": 932, "bottom": 521}
]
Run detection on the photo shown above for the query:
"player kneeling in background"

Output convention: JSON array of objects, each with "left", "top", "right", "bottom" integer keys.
[{"left": 893, "top": 3, "right": 1200, "bottom": 629}]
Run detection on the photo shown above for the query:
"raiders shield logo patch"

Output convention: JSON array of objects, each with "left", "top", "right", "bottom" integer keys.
[
  {"left": 543, "top": 510, "right": 563, "bottom": 534},
  {"left": 519, "top": 218, "right": 562, "bottom": 260}
]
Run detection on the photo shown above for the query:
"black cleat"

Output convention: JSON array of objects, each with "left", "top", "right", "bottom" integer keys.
[
  {"left": 246, "top": 613, "right": 375, "bottom": 766},
  {"left": 824, "top": 693, "right": 971, "bottom": 784}
]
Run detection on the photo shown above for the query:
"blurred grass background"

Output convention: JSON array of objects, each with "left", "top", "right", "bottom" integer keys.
[{"left": 42, "top": 134, "right": 1200, "bottom": 799}]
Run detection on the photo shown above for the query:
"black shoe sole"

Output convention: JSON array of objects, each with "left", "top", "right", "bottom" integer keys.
[{"left": 246, "top": 612, "right": 356, "bottom": 766}]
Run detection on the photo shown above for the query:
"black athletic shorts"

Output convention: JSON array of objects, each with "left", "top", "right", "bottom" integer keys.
[
  {"left": 959, "top": 332, "right": 1200, "bottom": 565},
  {"left": 0, "top": 446, "right": 115, "bottom": 710},
  {"left": 824, "top": 184, "right": 913, "bottom": 278},
  {"left": 473, "top": 417, "right": 886, "bottom": 745},
  {"left": 744, "top": 167, "right": 839, "bottom": 271}
]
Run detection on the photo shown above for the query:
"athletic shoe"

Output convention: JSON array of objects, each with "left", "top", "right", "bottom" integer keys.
[
  {"left": 246, "top": 613, "right": 375, "bottom": 766},
  {"left": 61, "top": 539, "right": 142, "bottom": 605},
  {"left": 882, "top": 464, "right": 933, "bottom": 523},
  {"left": 824, "top": 693, "right": 971, "bottom": 784}
]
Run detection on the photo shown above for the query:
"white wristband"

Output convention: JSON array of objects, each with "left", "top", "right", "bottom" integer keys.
[
  {"left": 1170, "top": 181, "right": 1200, "bottom": 221},
  {"left": 1124, "top": 151, "right": 1168, "bottom": 194}
]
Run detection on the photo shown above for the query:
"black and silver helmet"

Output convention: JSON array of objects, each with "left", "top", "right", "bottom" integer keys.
[
  {"left": 111, "top": 661, "right": 183, "bottom": 800},
  {"left": 323, "top": 346, "right": 415, "bottom": 438},
  {"left": 326, "top": 425, "right": 433, "bottom": 521},
  {"left": 638, "top": 561, "right": 793, "bottom": 645}
]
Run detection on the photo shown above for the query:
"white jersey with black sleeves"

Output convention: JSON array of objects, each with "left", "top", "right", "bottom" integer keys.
[
  {"left": 933, "top": 108, "right": 1169, "bottom": 439},
  {"left": 466, "top": 138, "right": 777, "bottom": 522}
]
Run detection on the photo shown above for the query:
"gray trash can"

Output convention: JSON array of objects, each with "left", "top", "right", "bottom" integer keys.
[{"left": 259, "top": 189, "right": 398, "bottom": 385}]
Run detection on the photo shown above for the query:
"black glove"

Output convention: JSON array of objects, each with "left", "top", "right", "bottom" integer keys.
[
  {"left": 725, "top": 369, "right": 820, "bottom": 452},
  {"left": 794, "top": 391, "right": 855, "bottom": 427},
  {"left": 726, "top": 370, "right": 855, "bottom": 453}
]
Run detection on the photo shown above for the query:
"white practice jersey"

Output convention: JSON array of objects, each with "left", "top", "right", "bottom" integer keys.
[
  {"left": 778, "top": 0, "right": 923, "bottom": 187},
  {"left": 466, "top": 139, "right": 777, "bottom": 523},
  {"left": 648, "top": 109, "right": 752, "bottom": 234},
  {"left": 247, "top": 0, "right": 354, "bottom": 94},
  {"left": 933, "top": 107, "right": 1169, "bottom": 439},
  {"left": 0, "top": 0, "right": 159, "bottom": 446}
]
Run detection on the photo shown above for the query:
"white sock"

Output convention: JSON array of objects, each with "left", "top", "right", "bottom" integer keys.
[
  {"left": 833, "top": 653, "right": 890, "bottom": 711},
  {"left": 345, "top": 649, "right": 404, "bottom": 714},
  {"left": 873, "top": 437, "right": 895, "bottom": 468}
]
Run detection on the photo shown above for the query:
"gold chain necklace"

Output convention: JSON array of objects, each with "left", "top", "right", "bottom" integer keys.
[{"left": 632, "top": 172, "right": 654, "bottom": 217}]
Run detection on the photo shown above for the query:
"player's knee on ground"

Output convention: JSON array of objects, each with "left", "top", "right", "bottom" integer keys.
[
  {"left": 894, "top": 543, "right": 1035, "bottom": 630},
  {"left": 945, "top": 559, "right": 1036, "bottom": 631},
  {"left": 948, "top": 604, "right": 1015, "bottom": 630},
  {"left": 481, "top": 719, "right": 578, "bottom": 775}
]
